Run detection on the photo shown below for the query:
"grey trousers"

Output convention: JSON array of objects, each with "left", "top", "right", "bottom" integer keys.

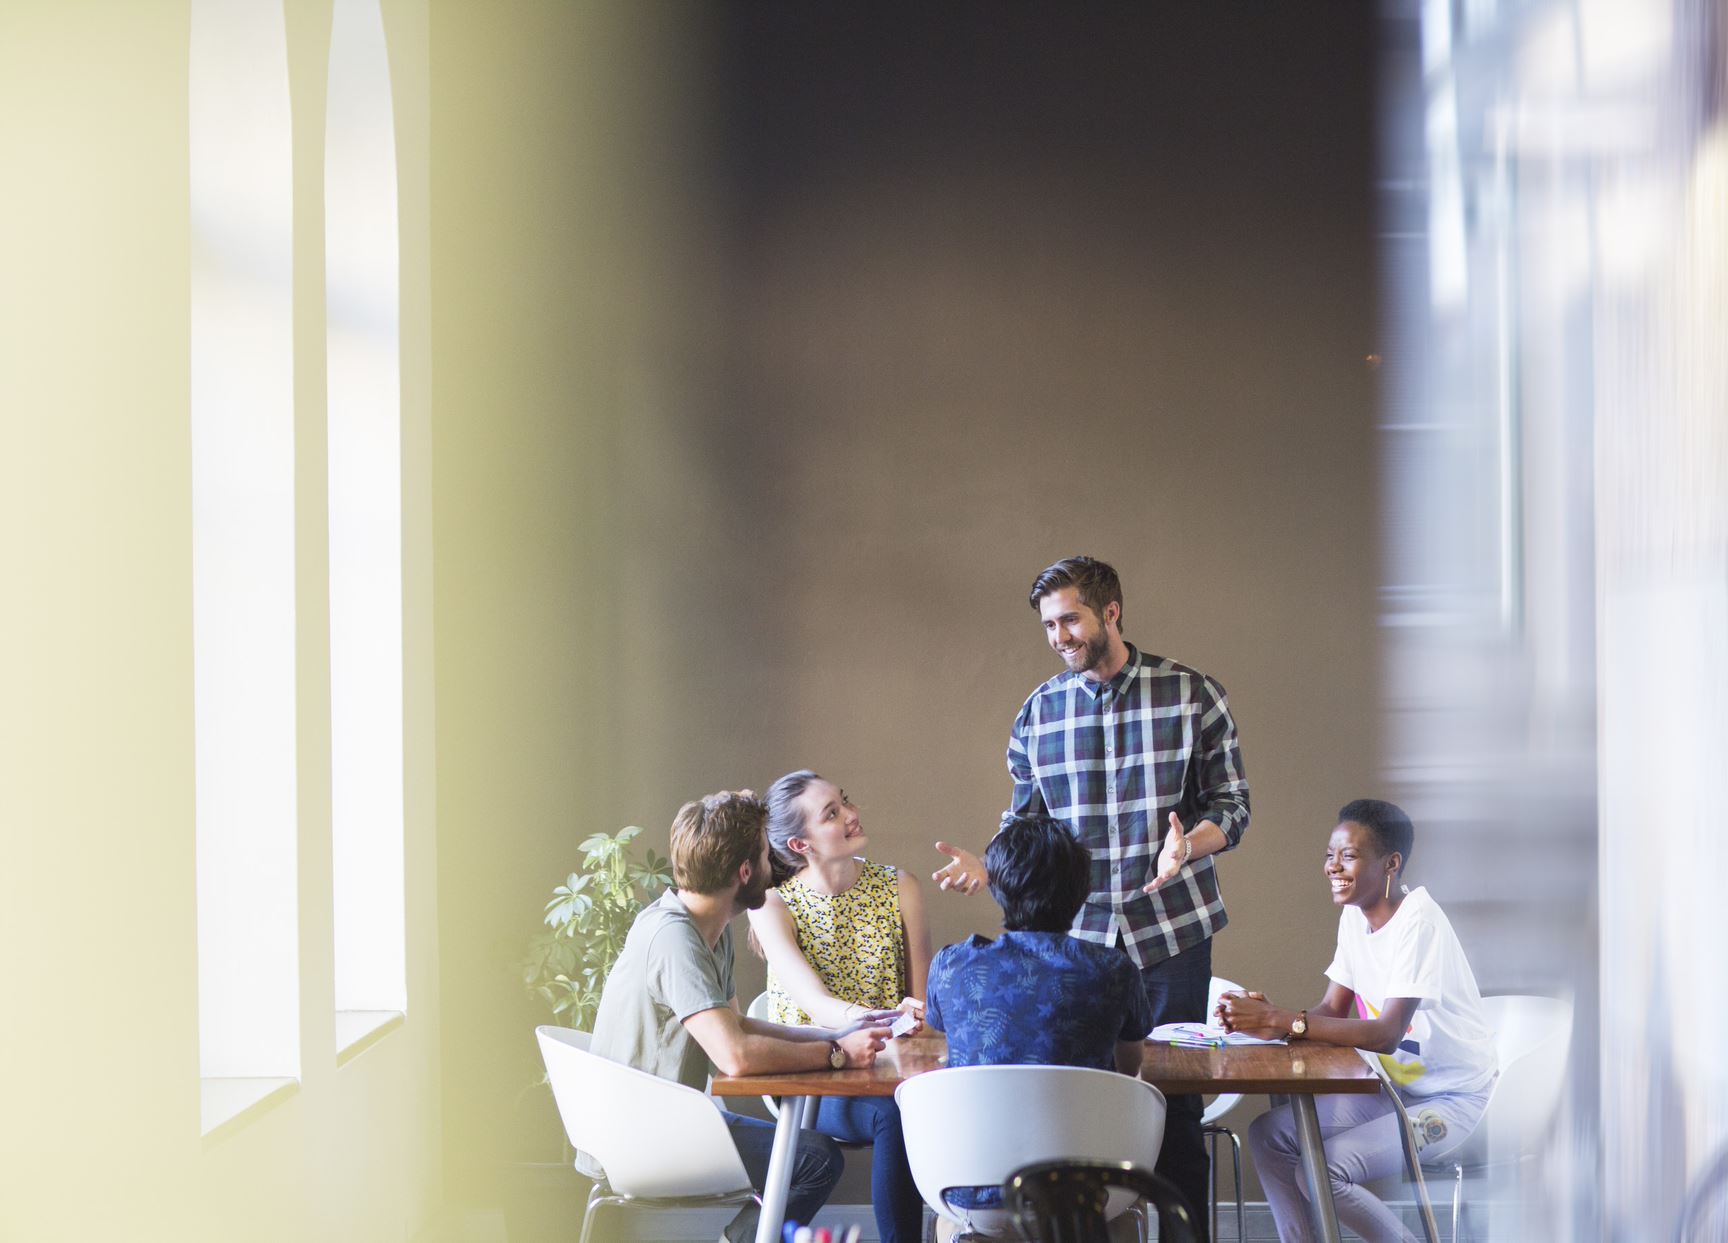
[{"left": 1247, "top": 1083, "right": 1490, "bottom": 1243}]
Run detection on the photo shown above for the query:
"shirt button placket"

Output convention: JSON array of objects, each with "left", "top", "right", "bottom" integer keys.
[{"left": 1103, "top": 701, "right": 1120, "bottom": 888}]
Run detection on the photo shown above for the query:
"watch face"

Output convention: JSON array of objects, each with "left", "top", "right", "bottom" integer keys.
[{"left": 829, "top": 1044, "right": 845, "bottom": 1069}]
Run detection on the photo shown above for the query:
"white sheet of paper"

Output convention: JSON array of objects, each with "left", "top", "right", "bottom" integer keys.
[{"left": 1150, "top": 1021, "right": 1287, "bottom": 1046}]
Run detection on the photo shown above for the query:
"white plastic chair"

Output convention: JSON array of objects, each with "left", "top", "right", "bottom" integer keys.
[
  {"left": 1476, "top": 994, "right": 1572, "bottom": 1166},
  {"left": 1383, "top": 994, "right": 1574, "bottom": 1242},
  {"left": 536, "top": 1025, "right": 758, "bottom": 1243},
  {"left": 896, "top": 1065, "right": 1168, "bottom": 1239},
  {"left": 1202, "top": 975, "right": 1247, "bottom": 1243},
  {"left": 746, "top": 991, "right": 788, "bottom": 1118}
]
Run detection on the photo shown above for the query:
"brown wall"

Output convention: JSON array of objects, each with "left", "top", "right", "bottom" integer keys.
[{"left": 431, "top": 1, "right": 1378, "bottom": 1210}]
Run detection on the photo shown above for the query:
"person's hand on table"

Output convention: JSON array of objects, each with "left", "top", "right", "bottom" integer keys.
[
  {"left": 835, "top": 1022, "right": 892, "bottom": 1068},
  {"left": 1143, "top": 812, "right": 1193, "bottom": 893},
  {"left": 932, "top": 842, "right": 987, "bottom": 894},
  {"left": 1212, "top": 988, "right": 1265, "bottom": 1023},
  {"left": 1216, "top": 990, "right": 1292, "bottom": 1040}
]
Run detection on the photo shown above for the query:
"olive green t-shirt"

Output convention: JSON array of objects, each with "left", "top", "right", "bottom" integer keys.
[
  {"left": 591, "top": 888, "right": 735, "bottom": 1086},
  {"left": 578, "top": 890, "right": 735, "bottom": 1178}
]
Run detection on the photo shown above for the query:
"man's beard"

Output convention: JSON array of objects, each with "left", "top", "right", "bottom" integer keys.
[
  {"left": 738, "top": 867, "right": 771, "bottom": 911},
  {"left": 1065, "top": 630, "right": 1110, "bottom": 674}
]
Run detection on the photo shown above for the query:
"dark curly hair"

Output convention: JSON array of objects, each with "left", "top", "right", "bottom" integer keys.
[{"left": 987, "top": 814, "right": 1091, "bottom": 932}]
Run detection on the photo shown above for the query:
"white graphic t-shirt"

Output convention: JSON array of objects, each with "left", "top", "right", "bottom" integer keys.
[{"left": 1325, "top": 886, "right": 1496, "bottom": 1098}]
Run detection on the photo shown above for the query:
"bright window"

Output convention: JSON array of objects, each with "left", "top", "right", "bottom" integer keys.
[
  {"left": 190, "top": 0, "right": 299, "bottom": 1131},
  {"left": 327, "top": 0, "right": 406, "bottom": 1050}
]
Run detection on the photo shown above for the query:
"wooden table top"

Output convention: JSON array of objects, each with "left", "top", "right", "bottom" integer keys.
[
  {"left": 709, "top": 1035, "right": 1381, "bottom": 1099},
  {"left": 1137, "top": 1040, "right": 1379, "bottom": 1096}
]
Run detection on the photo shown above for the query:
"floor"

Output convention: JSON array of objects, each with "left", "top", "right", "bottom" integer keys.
[{"left": 446, "top": 1199, "right": 1484, "bottom": 1242}]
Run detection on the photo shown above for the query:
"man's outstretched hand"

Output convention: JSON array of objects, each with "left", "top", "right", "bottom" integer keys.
[
  {"left": 932, "top": 841, "right": 987, "bottom": 895},
  {"left": 1144, "top": 812, "right": 1192, "bottom": 894}
]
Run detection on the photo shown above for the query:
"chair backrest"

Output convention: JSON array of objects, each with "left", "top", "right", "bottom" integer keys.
[
  {"left": 1006, "top": 1160, "right": 1198, "bottom": 1243},
  {"left": 895, "top": 1066, "right": 1166, "bottom": 1221},
  {"left": 1478, "top": 994, "right": 1573, "bottom": 1162},
  {"left": 744, "top": 993, "right": 786, "bottom": 1118},
  {"left": 535, "top": 1025, "right": 752, "bottom": 1199}
]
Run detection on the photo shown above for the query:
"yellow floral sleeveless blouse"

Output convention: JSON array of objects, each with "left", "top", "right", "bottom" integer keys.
[{"left": 767, "top": 860, "right": 906, "bottom": 1025}]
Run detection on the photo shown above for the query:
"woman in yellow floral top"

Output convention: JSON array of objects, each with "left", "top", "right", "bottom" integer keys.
[{"left": 746, "top": 770, "right": 932, "bottom": 1243}]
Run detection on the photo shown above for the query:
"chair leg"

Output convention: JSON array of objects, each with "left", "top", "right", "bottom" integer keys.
[
  {"left": 1227, "top": 1128, "right": 1244, "bottom": 1243},
  {"left": 577, "top": 1183, "right": 606, "bottom": 1243},
  {"left": 1450, "top": 1162, "right": 1463, "bottom": 1243},
  {"left": 1207, "top": 1126, "right": 1219, "bottom": 1243},
  {"left": 1203, "top": 1125, "right": 1244, "bottom": 1242},
  {"left": 1375, "top": 1078, "right": 1442, "bottom": 1243}
]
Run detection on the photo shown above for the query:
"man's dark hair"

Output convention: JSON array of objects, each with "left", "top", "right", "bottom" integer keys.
[
  {"left": 1337, "top": 798, "right": 1415, "bottom": 867},
  {"left": 1028, "top": 555, "right": 1124, "bottom": 626},
  {"left": 986, "top": 814, "right": 1091, "bottom": 932}
]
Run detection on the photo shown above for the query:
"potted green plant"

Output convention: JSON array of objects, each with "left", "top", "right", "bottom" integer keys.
[
  {"left": 507, "top": 827, "right": 672, "bottom": 1243},
  {"left": 524, "top": 825, "right": 673, "bottom": 1031}
]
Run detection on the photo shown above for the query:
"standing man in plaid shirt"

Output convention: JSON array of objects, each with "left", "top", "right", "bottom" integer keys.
[{"left": 933, "top": 555, "right": 1250, "bottom": 1239}]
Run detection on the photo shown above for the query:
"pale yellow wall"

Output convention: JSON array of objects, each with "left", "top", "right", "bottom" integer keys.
[
  {"left": 0, "top": 2, "right": 441, "bottom": 1239},
  {"left": 427, "top": 0, "right": 729, "bottom": 1203}
]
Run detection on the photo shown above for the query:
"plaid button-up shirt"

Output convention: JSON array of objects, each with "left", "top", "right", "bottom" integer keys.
[{"left": 1004, "top": 643, "right": 1250, "bottom": 968}]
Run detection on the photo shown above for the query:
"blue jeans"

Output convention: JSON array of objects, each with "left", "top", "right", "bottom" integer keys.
[
  {"left": 723, "top": 1111, "right": 844, "bottom": 1243},
  {"left": 813, "top": 1095, "right": 924, "bottom": 1243},
  {"left": 1137, "top": 936, "right": 1213, "bottom": 1243}
]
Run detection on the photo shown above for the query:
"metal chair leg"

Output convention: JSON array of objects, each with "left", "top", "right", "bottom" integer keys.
[
  {"left": 1203, "top": 1124, "right": 1244, "bottom": 1242},
  {"left": 1227, "top": 1128, "right": 1244, "bottom": 1243},
  {"left": 1372, "top": 1072, "right": 1443, "bottom": 1243},
  {"left": 1207, "top": 1126, "right": 1219, "bottom": 1243},
  {"left": 577, "top": 1181, "right": 605, "bottom": 1243},
  {"left": 1450, "top": 1161, "right": 1463, "bottom": 1242}
]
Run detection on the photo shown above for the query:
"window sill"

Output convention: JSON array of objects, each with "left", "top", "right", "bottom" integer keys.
[
  {"left": 201, "top": 1075, "right": 298, "bottom": 1139},
  {"left": 336, "top": 1008, "right": 404, "bottom": 1065}
]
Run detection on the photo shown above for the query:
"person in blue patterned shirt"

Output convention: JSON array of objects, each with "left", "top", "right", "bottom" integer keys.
[
  {"left": 925, "top": 814, "right": 1154, "bottom": 1219},
  {"left": 926, "top": 813, "right": 1153, "bottom": 1074},
  {"left": 932, "top": 555, "right": 1250, "bottom": 1243}
]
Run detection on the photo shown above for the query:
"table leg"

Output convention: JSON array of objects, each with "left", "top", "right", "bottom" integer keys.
[
  {"left": 1292, "top": 1094, "right": 1343, "bottom": 1243},
  {"left": 755, "top": 1094, "right": 809, "bottom": 1243}
]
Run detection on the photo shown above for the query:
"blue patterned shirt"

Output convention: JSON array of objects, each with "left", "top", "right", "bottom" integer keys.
[
  {"left": 1005, "top": 643, "right": 1250, "bottom": 968},
  {"left": 925, "top": 932, "right": 1153, "bottom": 1210},
  {"left": 925, "top": 931, "right": 1153, "bottom": 1070}
]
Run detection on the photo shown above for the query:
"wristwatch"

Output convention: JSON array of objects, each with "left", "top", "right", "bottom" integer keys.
[
  {"left": 1289, "top": 1010, "right": 1308, "bottom": 1040},
  {"left": 828, "top": 1040, "right": 846, "bottom": 1069}
]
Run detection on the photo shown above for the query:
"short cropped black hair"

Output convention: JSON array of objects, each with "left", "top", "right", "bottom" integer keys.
[
  {"left": 1337, "top": 798, "right": 1415, "bottom": 867},
  {"left": 986, "top": 815, "right": 1091, "bottom": 932}
]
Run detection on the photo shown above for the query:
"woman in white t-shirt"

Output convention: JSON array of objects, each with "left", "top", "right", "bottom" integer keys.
[{"left": 1217, "top": 799, "right": 1497, "bottom": 1243}]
